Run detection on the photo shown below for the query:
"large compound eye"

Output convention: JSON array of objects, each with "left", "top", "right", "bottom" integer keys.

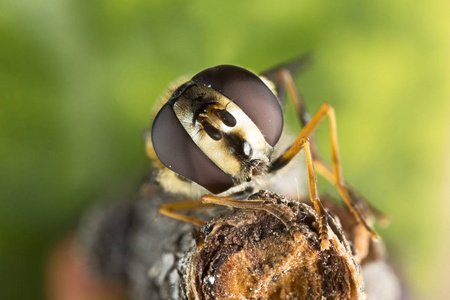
[
  {"left": 192, "top": 65, "right": 283, "bottom": 146},
  {"left": 151, "top": 102, "right": 234, "bottom": 194}
]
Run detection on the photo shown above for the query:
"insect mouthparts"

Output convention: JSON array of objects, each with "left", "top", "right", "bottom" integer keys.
[{"left": 250, "top": 159, "right": 267, "bottom": 176}]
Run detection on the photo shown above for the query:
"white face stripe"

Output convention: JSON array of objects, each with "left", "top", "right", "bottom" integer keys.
[{"left": 243, "top": 142, "right": 251, "bottom": 157}]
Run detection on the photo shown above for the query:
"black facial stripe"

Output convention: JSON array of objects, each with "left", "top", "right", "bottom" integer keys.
[
  {"left": 151, "top": 103, "right": 234, "bottom": 194},
  {"left": 224, "top": 132, "right": 252, "bottom": 160}
]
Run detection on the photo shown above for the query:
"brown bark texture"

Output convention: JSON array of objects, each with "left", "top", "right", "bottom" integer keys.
[{"left": 78, "top": 186, "right": 403, "bottom": 300}]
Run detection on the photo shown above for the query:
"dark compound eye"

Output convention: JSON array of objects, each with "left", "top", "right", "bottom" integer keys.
[
  {"left": 192, "top": 65, "right": 283, "bottom": 146},
  {"left": 151, "top": 103, "right": 233, "bottom": 194}
]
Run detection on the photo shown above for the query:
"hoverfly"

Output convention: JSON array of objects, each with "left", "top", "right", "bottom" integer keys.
[{"left": 146, "top": 60, "right": 379, "bottom": 250}]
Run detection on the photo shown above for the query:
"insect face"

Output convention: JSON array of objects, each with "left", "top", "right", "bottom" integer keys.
[
  {"left": 151, "top": 65, "right": 284, "bottom": 194},
  {"left": 173, "top": 84, "right": 273, "bottom": 183}
]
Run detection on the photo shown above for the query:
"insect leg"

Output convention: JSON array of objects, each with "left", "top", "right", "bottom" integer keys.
[
  {"left": 294, "top": 137, "right": 329, "bottom": 250},
  {"left": 269, "top": 74, "right": 379, "bottom": 239},
  {"left": 158, "top": 187, "right": 254, "bottom": 227},
  {"left": 158, "top": 201, "right": 208, "bottom": 227},
  {"left": 204, "top": 138, "right": 329, "bottom": 250},
  {"left": 313, "top": 159, "right": 389, "bottom": 223}
]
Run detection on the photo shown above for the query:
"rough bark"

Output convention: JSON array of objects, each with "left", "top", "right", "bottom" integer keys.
[{"left": 78, "top": 186, "right": 402, "bottom": 300}]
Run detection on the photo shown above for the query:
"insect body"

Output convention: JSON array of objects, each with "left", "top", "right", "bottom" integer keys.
[{"left": 147, "top": 64, "right": 378, "bottom": 249}]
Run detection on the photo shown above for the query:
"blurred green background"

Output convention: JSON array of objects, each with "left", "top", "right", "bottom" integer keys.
[{"left": 1, "top": 0, "right": 449, "bottom": 299}]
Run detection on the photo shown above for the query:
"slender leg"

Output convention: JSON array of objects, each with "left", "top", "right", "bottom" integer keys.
[
  {"left": 261, "top": 53, "right": 312, "bottom": 116},
  {"left": 282, "top": 69, "right": 389, "bottom": 224},
  {"left": 274, "top": 68, "right": 311, "bottom": 126},
  {"left": 298, "top": 137, "right": 329, "bottom": 250},
  {"left": 158, "top": 187, "right": 254, "bottom": 228},
  {"left": 158, "top": 201, "right": 208, "bottom": 227},
  {"left": 269, "top": 69, "right": 379, "bottom": 239},
  {"left": 269, "top": 102, "right": 334, "bottom": 173},
  {"left": 273, "top": 67, "right": 323, "bottom": 160},
  {"left": 313, "top": 159, "right": 389, "bottom": 223},
  {"left": 205, "top": 137, "right": 330, "bottom": 250}
]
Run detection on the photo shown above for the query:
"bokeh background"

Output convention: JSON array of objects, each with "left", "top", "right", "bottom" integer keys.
[{"left": 1, "top": 0, "right": 449, "bottom": 299}]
